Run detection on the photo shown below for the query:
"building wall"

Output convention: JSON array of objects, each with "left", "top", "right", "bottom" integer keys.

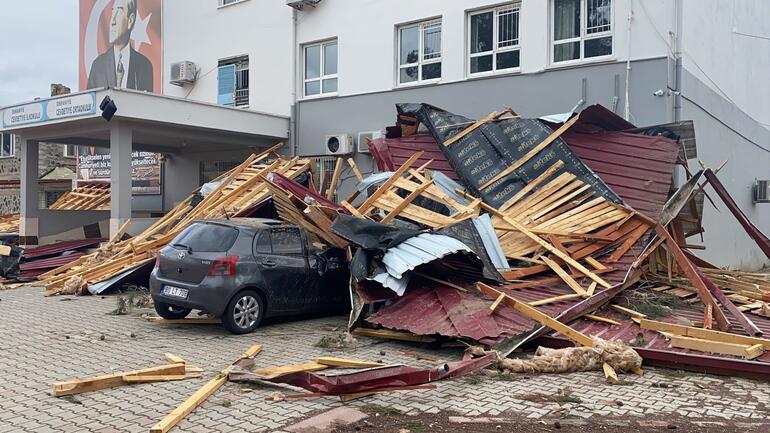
[{"left": 161, "top": 0, "right": 294, "bottom": 117}]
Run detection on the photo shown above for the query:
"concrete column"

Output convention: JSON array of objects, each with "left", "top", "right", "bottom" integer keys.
[
  {"left": 110, "top": 120, "right": 132, "bottom": 237},
  {"left": 19, "top": 137, "right": 40, "bottom": 246}
]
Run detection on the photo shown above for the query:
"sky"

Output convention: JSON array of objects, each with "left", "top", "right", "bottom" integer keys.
[{"left": 0, "top": 0, "right": 78, "bottom": 107}]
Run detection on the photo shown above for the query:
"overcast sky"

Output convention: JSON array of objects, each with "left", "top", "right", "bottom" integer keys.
[{"left": 0, "top": 0, "right": 78, "bottom": 107}]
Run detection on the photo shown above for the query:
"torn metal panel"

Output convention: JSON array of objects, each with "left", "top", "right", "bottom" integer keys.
[
  {"left": 22, "top": 238, "right": 106, "bottom": 260},
  {"left": 658, "top": 170, "right": 705, "bottom": 226},
  {"left": 229, "top": 354, "right": 497, "bottom": 395}
]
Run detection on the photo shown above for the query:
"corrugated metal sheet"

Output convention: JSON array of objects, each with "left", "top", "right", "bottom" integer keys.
[
  {"left": 23, "top": 238, "right": 105, "bottom": 259},
  {"left": 371, "top": 233, "right": 474, "bottom": 295},
  {"left": 369, "top": 134, "right": 460, "bottom": 180}
]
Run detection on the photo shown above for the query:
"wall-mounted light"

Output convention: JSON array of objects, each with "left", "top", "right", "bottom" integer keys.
[{"left": 99, "top": 96, "right": 117, "bottom": 121}]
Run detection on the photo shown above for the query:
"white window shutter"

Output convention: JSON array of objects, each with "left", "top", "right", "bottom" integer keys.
[{"left": 217, "top": 64, "right": 236, "bottom": 106}]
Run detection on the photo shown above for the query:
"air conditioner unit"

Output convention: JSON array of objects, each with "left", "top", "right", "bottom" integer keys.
[
  {"left": 325, "top": 134, "right": 353, "bottom": 155},
  {"left": 357, "top": 131, "right": 384, "bottom": 154},
  {"left": 754, "top": 180, "right": 770, "bottom": 203},
  {"left": 170, "top": 61, "right": 197, "bottom": 86},
  {"left": 286, "top": 0, "right": 323, "bottom": 10}
]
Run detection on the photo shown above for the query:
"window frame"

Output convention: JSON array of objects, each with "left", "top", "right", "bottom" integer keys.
[
  {"left": 467, "top": 3, "right": 522, "bottom": 78},
  {"left": 302, "top": 39, "right": 338, "bottom": 99},
  {"left": 218, "top": 0, "right": 249, "bottom": 8},
  {"left": 0, "top": 133, "right": 15, "bottom": 159},
  {"left": 63, "top": 144, "right": 76, "bottom": 158},
  {"left": 218, "top": 55, "right": 249, "bottom": 107},
  {"left": 550, "top": 0, "right": 614, "bottom": 66},
  {"left": 396, "top": 17, "right": 443, "bottom": 86}
]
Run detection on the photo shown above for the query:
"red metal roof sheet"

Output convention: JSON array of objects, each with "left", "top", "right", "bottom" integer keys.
[
  {"left": 368, "top": 134, "right": 460, "bottom": 180},
  {"left": 22, "top": 238, "right": 105, "bottom": 260}
]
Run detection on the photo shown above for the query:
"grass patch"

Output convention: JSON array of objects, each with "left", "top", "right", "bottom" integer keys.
[
  {"left": 462, "top": 374, "right": 485, "bottom": 385},
  {"left": 400, "top": 420, "right": 426, "bottom": 432}
]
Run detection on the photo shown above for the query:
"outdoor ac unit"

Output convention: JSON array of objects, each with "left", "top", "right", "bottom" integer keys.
[
  {"left": 754, "top": 180, "right": 770, "bottom": 203},
  {"left": 170, "top": 61, "right": 197, "bottom": 86},
  {"left": 286, "top": 0, "right": 322, "bottom": 10},
  {"left": 357, "top": 130, "right": 384, "bottom": 154},
  {"left": 325, "top": 134, "right": 353, "bottom": 155}
]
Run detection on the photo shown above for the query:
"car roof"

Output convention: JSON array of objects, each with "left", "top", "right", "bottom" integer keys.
[{"left": 197, "top": 218, "right": 285, "bottom": 230}]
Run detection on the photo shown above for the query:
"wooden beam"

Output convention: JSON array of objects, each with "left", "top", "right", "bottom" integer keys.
[
  {"left": 53, "top": 363, "right": 185, "bottom": 397},
  {"left": 356, "top": 152, "right": 423, "bottom": 215},
  {"left": 487, "top": 293, "right": 506, "bottom": 316},
  {"left": 252, "top": 362, "right": 328, "bottom": 379},
  {"left": 479, "top": 113, "right": 581, "bottom": 190},
  {"left": 540, "top": 257, "right": 588, "bottom": 297},
  {"left": 122, "top": 374, "right": 199, "bottom": 383},
  {"left": 482, "top": 203, "right": 611, "bottom": 288},
  {"left": 326, "top": 157, "right": 344, "bottom": 200},
  {"left": 442, "top": 110, "right": 508, "bottom": 147},
  {"left": 380, "top": 180, "right": 434, "bottom": 224},
  {"left": 478, "top": 283, "right": 594, "bottom": 346},
  {"left": 109, "top": 219, "right": 132, "bottom": 243},
  {"left": 610, "top": 304, "right": 648, "bottom": 319},
  {"left": 584, "top": 314, "right": 621, "bottom": 326},
  {"left": 528, "top": 293, "right": 581, "bottom": 307},
  {"left": 603, "top": 362, "right": 619, "bottom": 384},
  {"left": 352, "top": 328, "right": 436, "bottom": 343},
  {"left": 347, "top": 158, "right": 364, "bottom": 181},
  {"left": 164, "top": 354, "right": 186, "bottom": 365},
  {"left": 314, "top": 357, "right": 385, "bottom": 369},
  {"left": 664, "top": 333, "right": 764, "bottom": 359},
  {"left": 0, "top": 245, "right": 11, "bottom": 256},
  {"left": 149, "top": 344, "right": 262, "bottom": 433},
  {"left": 640, "top": 318, "right": 770, "bottom": 350}
]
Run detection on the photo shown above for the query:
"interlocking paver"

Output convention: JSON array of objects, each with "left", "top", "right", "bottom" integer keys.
[{"left": 1, "top": 285, "right": 769, "bottom": 432}]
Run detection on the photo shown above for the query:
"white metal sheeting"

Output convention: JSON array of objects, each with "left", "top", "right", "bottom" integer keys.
[{"left": 369, "top": 233, "right": 474, "bottom": 295}]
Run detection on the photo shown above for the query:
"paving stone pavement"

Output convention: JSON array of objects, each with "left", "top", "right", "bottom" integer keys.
[{"left": 1, "top": 285, "right": 769, "bottom": 433}]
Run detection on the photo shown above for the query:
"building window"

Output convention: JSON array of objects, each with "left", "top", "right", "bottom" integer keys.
[
  {"left": 217, "top": 56, "right": 249, "bottom": 107},
  {"left": 304, "top": 40, "right": 338, "bottom": 97},
  {"left": 468, "top": 4, "right": 520, "bottom": 75},
  {"left": 398, "top": 18, "right": 442, "bottom": 85},
  {"left": 0, "top": 133, "right": 14, "bottom": 158},
  {"left": 552, "top": 0, "right": 613, "bottom": 63},
  {"left": 63, "top": 145, "right": 76, "bottom": 158},
  {"left": 218, "top": 0, "right": 248, "bottom": 7}
]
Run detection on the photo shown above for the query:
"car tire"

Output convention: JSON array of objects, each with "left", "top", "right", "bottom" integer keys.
[
  {"left": 223, "top": 290, "right": 264, "bottom": 334},
  {"left": 154, "top": 301, "right": 192, "bottom": 320}
]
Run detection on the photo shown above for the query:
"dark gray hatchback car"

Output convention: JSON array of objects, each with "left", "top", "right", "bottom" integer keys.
[{"left": 149, "top": 218, "right": 349, "bottom": 334}]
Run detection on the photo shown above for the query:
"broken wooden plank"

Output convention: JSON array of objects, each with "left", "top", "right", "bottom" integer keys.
[
  {"left": 326, "top": 157, "right": 344, "bottom": 200},
  {"left": 603, "top": 362, "right": 619, "bottom": 384},
  {"left": 164, "top": 354, "right": 186, "bottom": 365},
  {"left": 479, "top": 283, "right": 594, "bottom": 347},
  {"left": 540, "top": 257, "right": 588, "bottom": 297},
  {"left": 528, "top": 293, "right": 581, "bottom": 307},
  {"left": 352, "top": 328, "right": 436, "bottom": 343},
  {"left": 315, "top": 357, "right": 385, "bottom": 369},
  {"left": 610, "top": 304, "right": 647, "bottom": 319},
  {"left": 487, "top": 293, "right": 507, "bottom": 316},
  {"left": 0, "top": 245, "right": 11, "bottom": 256},
  {"left": 122, "top": 374, "right": 200, "bottom": 383},
  {"left": 664, "top": 333, "right": 765, "bottom": 359},
  {"left": 53, "top": 363, "right": 186, "bottom": 397},
  {"left": 252, "top": 362, "right": 328, "bottom": 379},
  {"left": 584, "top": 314, "right": 621, "bottom": 326},
  {"left": 149, "top": 344, "right": 262, "bottom": 433},
  {"left": 639, "top": 318, "right": 770, "bottom": 350}
]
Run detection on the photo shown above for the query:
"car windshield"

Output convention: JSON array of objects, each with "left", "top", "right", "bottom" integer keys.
[{"left": 172, "top": 222, "right": 239, "bottom": 253}]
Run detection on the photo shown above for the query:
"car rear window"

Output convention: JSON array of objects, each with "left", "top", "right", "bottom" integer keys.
[{"left": 173, "top": 223, "right": 239, "bottom": 252}]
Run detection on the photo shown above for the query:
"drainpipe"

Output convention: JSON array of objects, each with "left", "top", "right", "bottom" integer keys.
[
  {"left": 673, "top": 0, "right": 683, "bottom": 123},
  {"left": 290, "top": 8, "right": 298, "bottom": 157},
  {"left": 623, "top": 1, "right": 634, "bottom": 121}
]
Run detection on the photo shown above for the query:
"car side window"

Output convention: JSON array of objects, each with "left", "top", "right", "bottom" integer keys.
[
  {"left": 254, "top": 230, "right": 272, "bottom": 254},
  {"left": 270, "top": 227, "right": 303, "bottom": 255}
]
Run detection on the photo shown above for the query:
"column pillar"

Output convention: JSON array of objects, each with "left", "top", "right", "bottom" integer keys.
[
  {"left": 19, "top": 137, "right": 40, "bottom": 246},
  {"left": 110, "top": 120, "right": 132, "bottom": 237}
]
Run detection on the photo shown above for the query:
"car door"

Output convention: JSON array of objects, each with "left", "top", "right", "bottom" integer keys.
[{"left": 252, "top": 227, "right": 310, "bottom": 313}]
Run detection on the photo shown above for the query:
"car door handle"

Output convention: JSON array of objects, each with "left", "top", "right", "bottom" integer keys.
[{"left": 262, "top": 260, "right": 276, "bottom": 267}]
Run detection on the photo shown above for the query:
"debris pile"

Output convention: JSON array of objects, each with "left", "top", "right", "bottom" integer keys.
[{"left": 34, "top": 103, "right": 770, "bottom": 379}]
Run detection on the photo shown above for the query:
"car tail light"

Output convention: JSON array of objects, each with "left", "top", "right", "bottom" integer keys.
[
  {"left": 154, "top": 251, "right": 160, "bottom": 269},
  {"left": 208, "top": 256, "right": 239, "bottom": 276}
]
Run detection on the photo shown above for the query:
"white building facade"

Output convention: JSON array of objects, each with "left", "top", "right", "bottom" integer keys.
[{"left": 157, "top": 0, "right": 770, "bottom": 269}]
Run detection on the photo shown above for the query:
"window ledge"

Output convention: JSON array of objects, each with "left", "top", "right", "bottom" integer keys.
[
  {"left": 547, "top": 55, "right": 618, "bottom": 71},
  {"left": 395, "top": 78, "right": 442, "bottom": 89},
  {"left": 217, "top": 0, "right": 250, "bottom": 9},
  {"left": 0, "top": 156, "right": 17, "bottom": 159},
  {"left": 300, "top": 92, "right": 339, "bottom": 102},
  {"left": 466, "top": 68, "right": 522, "bottom": 81}
]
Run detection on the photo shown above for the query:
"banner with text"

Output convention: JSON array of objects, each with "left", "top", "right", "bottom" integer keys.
[{"left": 77, "top": 147, "right": 162, "bottom": 195}]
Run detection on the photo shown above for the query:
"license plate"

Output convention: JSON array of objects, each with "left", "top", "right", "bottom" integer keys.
[{"left": 162, "top": 285, "right": 189, "bottom": 299}]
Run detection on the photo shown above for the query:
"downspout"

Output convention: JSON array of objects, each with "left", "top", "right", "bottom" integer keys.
[
  {"left": 290, "top": 8, "right": 299, "bottom": 157},
  {"left": 623, "top": 1, "right": 634, "bottom": 121},
  {"left": 673, "top": 0, "right": 683, "bottom": 123}
]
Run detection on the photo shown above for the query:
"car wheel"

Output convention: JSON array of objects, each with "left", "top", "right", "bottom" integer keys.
[
  {"left": 154, "top": 301, "right": 192, "bottom": 320},
  {"left": 223, "top": 290, "right": 264, "bottom": 334}
]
